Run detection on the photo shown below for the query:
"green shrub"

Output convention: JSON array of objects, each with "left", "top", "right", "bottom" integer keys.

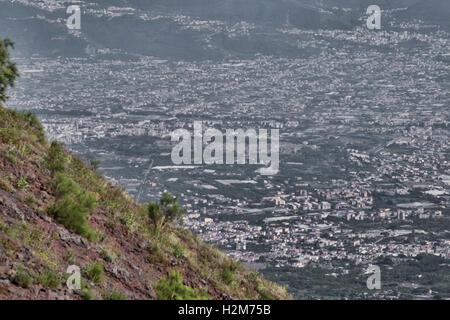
[
  {"left": 5, "top": 152, "right": 15, "bottom": 164},
  {"left": 249, "top": 271, "right": 259, "bottom": 282},
  {"left": 155, "top": 270, "right": 209, "bottom": 300},
  {"left": 22, "top": 111, "right": 45, "bottom": 142},
  {"left": 11, "top": 269, "right": 32, "bottom": 288},
  {"left": 102, "top": 289, "right": 127, "bottom": 300},
  {"left": 0, "top": 37, "right": 19, "bottom": 103},
  {"left": 147, "top": 242, "right": 168, "bottom": 264},
  {"left": 0, "top": 127, "right": 20, "bottom": 145},
  {"left": 147, "top": 192, "right": 185, "bottom": 230},
  {"left": 24, "top": 194, "right": 36, "bottom": 206},
  {"left": 171, "top": 243, "right": 184, "bottom": 259},
  {"left": 64, "top": 249, "right": 75, "bottom": 263},
  {"left": 228, "top": 260, "right": 243, "bottom": 272},
  {"left": 221, "top": 269, "right": 234, "bottom": 285},
  {"left": 47, "top": 173, "right": 97, "bottom": 240},
  {"left": 0, "top": 177, "right": 12, "bottom": 192},
  {"left": 17, "top": 176, "right": 28, "bottom": 190},
  {"left": 24, "top": 228, "right": 43, "bottom": 247},
  {"left": 93, "top": 228, "right": 107, "bottom": 243},
  {"left": 0, "top": 235, "right": 17, "bottom": 257},
  {"left": 256, "top": 284, "right": 276, "bottom": 300},
  {"left": 100, "top": 250, "right": 114, "bottom": 263},
  {"left": 82, "top": 288, "right": 94, "bottom": 300},
  {"left": 220, "top": 260, "right": 242, "bottom": 285},
  {"left": 37, "top": 268, "right": 61, "bottom": 288},
  {"left": 46, "top": 141, "right": 67, "bottom": 173},
  {"left": 89, "top": 158, "right": 100, "bottom": 171},
  {"left": 84, "top": 262, "right": 104, "bottom": 284}
]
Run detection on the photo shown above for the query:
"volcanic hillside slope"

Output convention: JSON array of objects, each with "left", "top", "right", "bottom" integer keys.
[{"left": 0, "top": 104, "right": 290, "bottom": 300}]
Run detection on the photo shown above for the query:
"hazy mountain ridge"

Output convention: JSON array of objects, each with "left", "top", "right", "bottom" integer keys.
[{"left": 1, "top": 0, "right": 448, "bottom": 59}]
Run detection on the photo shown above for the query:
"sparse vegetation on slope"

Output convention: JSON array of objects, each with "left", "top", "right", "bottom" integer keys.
[{"left": 47, "top": 172, "right": 98, "bottom": 241}]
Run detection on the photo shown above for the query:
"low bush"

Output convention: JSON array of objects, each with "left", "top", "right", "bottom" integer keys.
[
  {"left": 64, "top": 249, "right": 75, "bottom": 263},
  {"left": 256, "top": 284, "right": 276, "bottom": 300},
  {"left": 147, "top": 192, "right": 185, "bottom": 230},
  {"left": 84, "top": 262, "right": 104, "bottom": 284},
  {"left": 0, "top": 177, "right": 12, "bottom": 192},
  {"left": 46, "top": 141, "right": 67, "bottom": 173},
  {"left": 17, "top": 176, "right": 28, "bottom": 190},
  {"left": 47, "top": 173, "right": 97, "bottom": 240},
  {"left": 221, "top": 269, "right": 234, "bottom": 285},
  {"left": 24, "top": 194, "right": 36, "bottom": 207},
  {"left": 220, "top": 260, "right": 243, "bottom": 285},
  {"left": 89, "top": 158, "right": 100, "bottom": 171},
  {"left": 147, "top": 242, "right": 168, "bottom": 264},
  {"left": 155, "top": 270, "right": 209, "bottom": 300},
  {"left": 102, "top": 289, "right": 127, "bottom": 300},
  {"left": 82, "top": 288, "right": 94, "bottom": 300},
  {"left": 22, "top": 111, "right": 45, "bottom": 143},
  {"left": 100, "top": 250, "right": 115, "bottom": 263},
  {"left": 11, "top": 268, "right": 32, "bottom": 288},
  {"left": 37, "top": 268, "right": 61, "bottom": 288},
  {"left": 171, "top": 243, "right": 184, "bottom": 259}
]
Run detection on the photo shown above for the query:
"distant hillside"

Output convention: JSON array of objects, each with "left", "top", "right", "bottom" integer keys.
[
  {"left": 2, "top": 0, "right": 448, "bottom": 60},
  {"left": 401, "top": 0, "right": 450, "bottom": 29},
  {"left": 0, "top": 104, "right": 290, "bottom": 300}
]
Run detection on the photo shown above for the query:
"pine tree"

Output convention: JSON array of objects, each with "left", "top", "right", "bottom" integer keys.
[
  {"left": 148, "top": 192, "right": 185, "bottom": 230},
  {"left": 0, "top": 37, "right": 19, "bottom": 103}
]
